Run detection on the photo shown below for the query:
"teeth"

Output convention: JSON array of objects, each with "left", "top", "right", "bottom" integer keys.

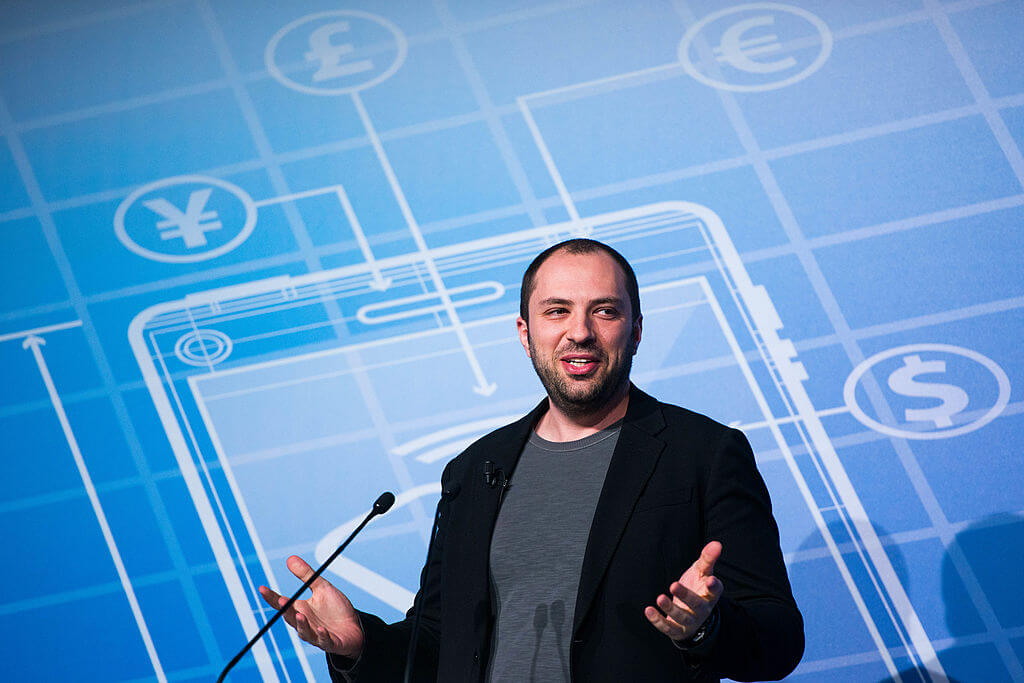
[{"left": 566, "top": 359, "right": 591, "bottom": 365}]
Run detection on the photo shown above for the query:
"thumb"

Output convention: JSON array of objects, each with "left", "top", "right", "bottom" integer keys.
[
  {"left": 694, "top": 541, "right": 722, "bottom": 578},
  {"left": 287, "top": 555, "right": 322, "bottom": 588}
]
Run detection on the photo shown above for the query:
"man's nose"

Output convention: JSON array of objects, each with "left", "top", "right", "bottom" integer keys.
[{"left": 566, "top": 313, "right": 595, "bottom": 343}]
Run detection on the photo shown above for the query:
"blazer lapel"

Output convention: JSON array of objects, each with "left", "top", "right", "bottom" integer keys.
[
  {"left": 458, "top": 397, "right": 548, "bottom": 626},
  {"left": 572, "top": 385, "right": 666, "bottom": 634}
]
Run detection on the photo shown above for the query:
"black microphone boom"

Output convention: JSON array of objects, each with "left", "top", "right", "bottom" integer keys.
[{"left": 217, "top": 491, "right": 396, "bottom": 682}]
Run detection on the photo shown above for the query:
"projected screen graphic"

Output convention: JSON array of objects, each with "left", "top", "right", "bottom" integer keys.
[
  {"left": 129, "top": 205, "right": 954, "bottom": 681},
  {"left": 2, "top": 1, "right": 1022, "bottom": 682}
]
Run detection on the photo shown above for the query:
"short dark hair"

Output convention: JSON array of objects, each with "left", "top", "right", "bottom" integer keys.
[{"left": 519, "top": 238, "right": 641, "bottom": 325}]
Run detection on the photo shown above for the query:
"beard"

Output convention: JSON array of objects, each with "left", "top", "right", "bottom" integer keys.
[{"left": 528, "top": 335, "right": 634, "bottom": 418}]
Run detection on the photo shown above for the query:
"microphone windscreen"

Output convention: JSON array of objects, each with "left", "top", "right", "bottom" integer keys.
[
  {"left": 443, "top": 483, "right": 461, "bottom": 500},
  {"left": 373, "top": 491, "right": 396, "bottom": 514}
]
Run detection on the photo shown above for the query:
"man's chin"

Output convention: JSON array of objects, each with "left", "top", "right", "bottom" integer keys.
[{"left": 550, "top": 383, "right": 609, "bottom": 413}]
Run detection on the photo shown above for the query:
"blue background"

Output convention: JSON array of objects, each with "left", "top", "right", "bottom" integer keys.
[{"left": 1, "top": 1, "right": 1022, "bottom": 681}]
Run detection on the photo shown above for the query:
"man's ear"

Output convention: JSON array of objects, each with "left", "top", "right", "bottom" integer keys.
[
  {"left": 632, "top": 314, "right": 643, "bottom": 355},
  {"left": 516, "top": 316, "right": 531, "bottom": 357}
]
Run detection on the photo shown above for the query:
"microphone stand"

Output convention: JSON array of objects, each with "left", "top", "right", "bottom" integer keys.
[{"left": 217, "top": 492, "right": 396, "bottom": 682}]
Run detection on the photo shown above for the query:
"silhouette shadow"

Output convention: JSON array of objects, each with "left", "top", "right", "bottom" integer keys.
[{"left": 793, "top": 517, "right": 966, "bottom": 682}]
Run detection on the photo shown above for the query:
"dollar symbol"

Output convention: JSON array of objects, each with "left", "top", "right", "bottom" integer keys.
[
  {"left": 887, "top": 355, "right": 969, "bottom": 428},
  {"left": 305, "top": 21, "right": 373, "bottom": 82}
]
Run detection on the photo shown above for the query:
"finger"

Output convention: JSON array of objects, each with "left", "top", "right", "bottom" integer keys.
[
  {"left": 294, "top": 610, "right": 323, "bottom": 647},
  {"left": 258, "top": 585, "right": 283, "bottom": 608},
  {"left": 670, "top": 580, "right": 709, "bottom": 609},
  {"left": 693, "top": 541, "right": 722, "bottom": 578},
  {"left": 315, "top": 625, "right": 336, "bottom": 651},
  {"left": 655, "top": 593, "right": 696, "bottom": 630},
  {"left": 644, "top": 606, "right": 685, "bottom": 640},
  {"left": 671, "top": 574, "right": 722, "bottom": 603},
  {"left": 275, "top": 597, "right": 301, "bottom": 630},
  {"left": 705, "top": 575, "right": 723, "bottom": 600},
  {"left": 287, "top": 555, "right": 337, "bottom": 596},
  {"left": 287, "top": 555, "right": 316, "bottom": 583}
]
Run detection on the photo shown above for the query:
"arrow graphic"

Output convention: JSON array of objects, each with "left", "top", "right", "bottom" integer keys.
[
  {"left": 333, "top": 185, "right": 391, "bottom": 291},
  {"left": 351, "top": 91, "right": 497, "bottom": 395},
  {"left": 22, "top": 335, "right": 167, "bottom": 682}
]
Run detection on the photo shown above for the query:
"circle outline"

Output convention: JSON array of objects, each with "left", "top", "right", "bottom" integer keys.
[
  {"left": 174, "top": 329, "right": 233, "bottom": 367},
  {"left": 843, "top": 343, "right": 1011, "bottom": 440},
  {"left": 265, "top": 10, "right": 408, "bottom": 96},
  {"left": 114, "top": 175, "right": 257, "bottom": 264},
  {"left": 678, "top": 2, "right": 833, "bottom": 93}
]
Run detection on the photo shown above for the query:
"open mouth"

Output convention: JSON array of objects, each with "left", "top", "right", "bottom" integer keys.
[{"left": 560, "top": 356, "right": 600, "bottom": 376}]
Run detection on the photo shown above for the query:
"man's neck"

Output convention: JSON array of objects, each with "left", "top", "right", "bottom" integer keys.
[{"left": 534, "top": 385, "right": 630, "bottom": 442}]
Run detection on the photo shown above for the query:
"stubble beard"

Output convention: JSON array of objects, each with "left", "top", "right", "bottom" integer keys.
[{"left": 527, "top": 334, "right": 634, "bottom": 418}]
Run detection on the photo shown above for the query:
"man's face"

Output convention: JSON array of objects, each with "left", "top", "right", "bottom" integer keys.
[{"left": 517, "top": 250, "right": 641, "bottom": 417}]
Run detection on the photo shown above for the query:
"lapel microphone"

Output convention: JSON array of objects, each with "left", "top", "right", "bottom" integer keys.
[
  {"left": 483, "top": 460, "right": 510, "bottom": 490},
  {"left": 217, "top": 492, "right": 395, "bottom": 682},
  {"left": 403, "top": 483, "right": 461, "bottom": 683}
]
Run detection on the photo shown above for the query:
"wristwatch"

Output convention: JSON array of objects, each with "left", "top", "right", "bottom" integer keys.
[{"left": 679, "top": 604, "right": 720, "bottom": 649}]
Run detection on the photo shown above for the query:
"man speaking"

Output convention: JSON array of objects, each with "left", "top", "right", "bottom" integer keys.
[{"left": 260, "top": 239, "right": 804, "bottom": 682}]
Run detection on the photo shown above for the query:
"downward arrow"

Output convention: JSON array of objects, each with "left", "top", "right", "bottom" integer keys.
[{"left": 473, "top": 382, "right": 498, "bottom": 397}]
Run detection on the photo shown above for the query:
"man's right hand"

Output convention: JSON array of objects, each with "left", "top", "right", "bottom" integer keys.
[{"left": 259, "top": 555, "right": 365, "bottom": 659}]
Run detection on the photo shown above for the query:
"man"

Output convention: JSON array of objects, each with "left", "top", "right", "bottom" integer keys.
[{"left": 260, "top": 239, "right": 804, "bottom": 682}]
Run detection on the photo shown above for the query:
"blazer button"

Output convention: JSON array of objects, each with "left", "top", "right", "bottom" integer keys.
[
  {"left": 573, "top": 638, "right": 583, "bottom": 645},
  {"left": 473, "top": 652, "right": 480, "bottom": 662}
]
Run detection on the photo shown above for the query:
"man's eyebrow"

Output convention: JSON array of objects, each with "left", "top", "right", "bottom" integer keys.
[
  {"left": 589, "top": 297, "right": 625, "bottom": 307},
  {"left": 536, "top": 297, "right": 572, "bottom": 307},
  {"left": 536, "top": 296, "right": 625, "bottom": 307}
]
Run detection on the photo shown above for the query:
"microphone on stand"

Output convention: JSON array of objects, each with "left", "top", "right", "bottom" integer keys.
[
  {"left": 403, "top": 483, "right": 461, "bottom": 683},
  {"left": 217, "top": 491, "right": 396, "bottom": 683}
]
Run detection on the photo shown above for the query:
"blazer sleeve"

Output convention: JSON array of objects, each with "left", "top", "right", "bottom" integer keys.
[
  {"left": 325, "top": 460, "right": 457, "bottom": 683},
  {"left": 698, "top": 427, "right": 805, "bottom": 681}
]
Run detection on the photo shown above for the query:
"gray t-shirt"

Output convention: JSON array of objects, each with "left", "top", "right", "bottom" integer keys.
[{"left": 486, "top": 421, "right": 621, "bottom": 683}]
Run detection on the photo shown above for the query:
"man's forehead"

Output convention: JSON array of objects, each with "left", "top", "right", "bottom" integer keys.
[{"left": 530, "top": 250, "right": 628, "bottom": 300}]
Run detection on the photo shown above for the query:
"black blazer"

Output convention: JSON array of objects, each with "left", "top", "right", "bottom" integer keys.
[{"left": 336, "top": 385, "right": 804, "bottom": 682}]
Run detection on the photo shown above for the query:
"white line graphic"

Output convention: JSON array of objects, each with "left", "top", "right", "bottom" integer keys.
[
  {"left": 315, "top": 483, "right": 439, "bottom": 611},
  {"left": 351, "top": 90, "right": 497, "bottom": 395},
  {"left": 511, "top": 19, "right": 946, "bottom": 668},
  {"left": 253, "top": 185, "right": 390, "bottom": 291},
  {"left": 22, "top": 335, "right": 167, "bottom": 683},
  {"left": 129, "top": 325, "right": 282, "bottom": 682},
  {"left": 0, "top": 319, "right": 83, "bottom": 343},
  {"left": 696, "top": 211, "right": 942, "bottom": 680},
  {"left": 516, "top": 96, "right": 584, "bottom": 229},
  {"left": 129, "top": 202, "right": 958, "bottom": 681}
]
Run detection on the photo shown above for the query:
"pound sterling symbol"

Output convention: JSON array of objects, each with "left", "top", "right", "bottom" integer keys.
[
  {"left": 887, "top": 354, "right": 969, "bottom": 428},
  {"left": 713, "top": 15, "right": 795, "bottom": 74},
  {"left": 305, "top": 21, "right": 373, "bottom": 82},
  {"left": 142, "top": 188, "right": 222, "bottom": 249}
]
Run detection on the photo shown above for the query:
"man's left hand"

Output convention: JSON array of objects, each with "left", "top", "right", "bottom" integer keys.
[{"left": 644, "top": 541, "right": 723, "bottom": 643}]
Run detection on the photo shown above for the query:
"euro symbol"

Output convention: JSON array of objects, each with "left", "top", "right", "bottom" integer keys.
[
  {"left": 304, "top": 21, "right": 373, "bottom": 82},
  {"left": 713, "top": 15, "right": 796, "bottom": 74}
]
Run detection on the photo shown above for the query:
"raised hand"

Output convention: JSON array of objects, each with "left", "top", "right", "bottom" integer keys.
[
  {"left": 644, "top": 541, "right": 723, "bottom": 643},
  {"left": 259, "top": 555, "right": 365, "bottom": 659}
]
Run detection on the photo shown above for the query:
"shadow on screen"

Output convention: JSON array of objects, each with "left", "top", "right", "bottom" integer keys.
[
  {"left": 795, "top": 518, "right": 964, "bottom": 682},
  {"left": 911, "top": 512, "right": 1024, "bottom": 683},
  {"left": 874, "top": 514, "right": 1024, "bottom": 682}
]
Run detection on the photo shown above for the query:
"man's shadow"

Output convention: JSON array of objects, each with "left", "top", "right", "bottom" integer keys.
[
  {"left": 880, "top": 511, "right": 1015, "bottom": 683},
  {"left": 879, "top": 513, "right": 1024, "bottom": 682},
  {"left": 795, "top": 517, "right": 975, "bottom": 682}
]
